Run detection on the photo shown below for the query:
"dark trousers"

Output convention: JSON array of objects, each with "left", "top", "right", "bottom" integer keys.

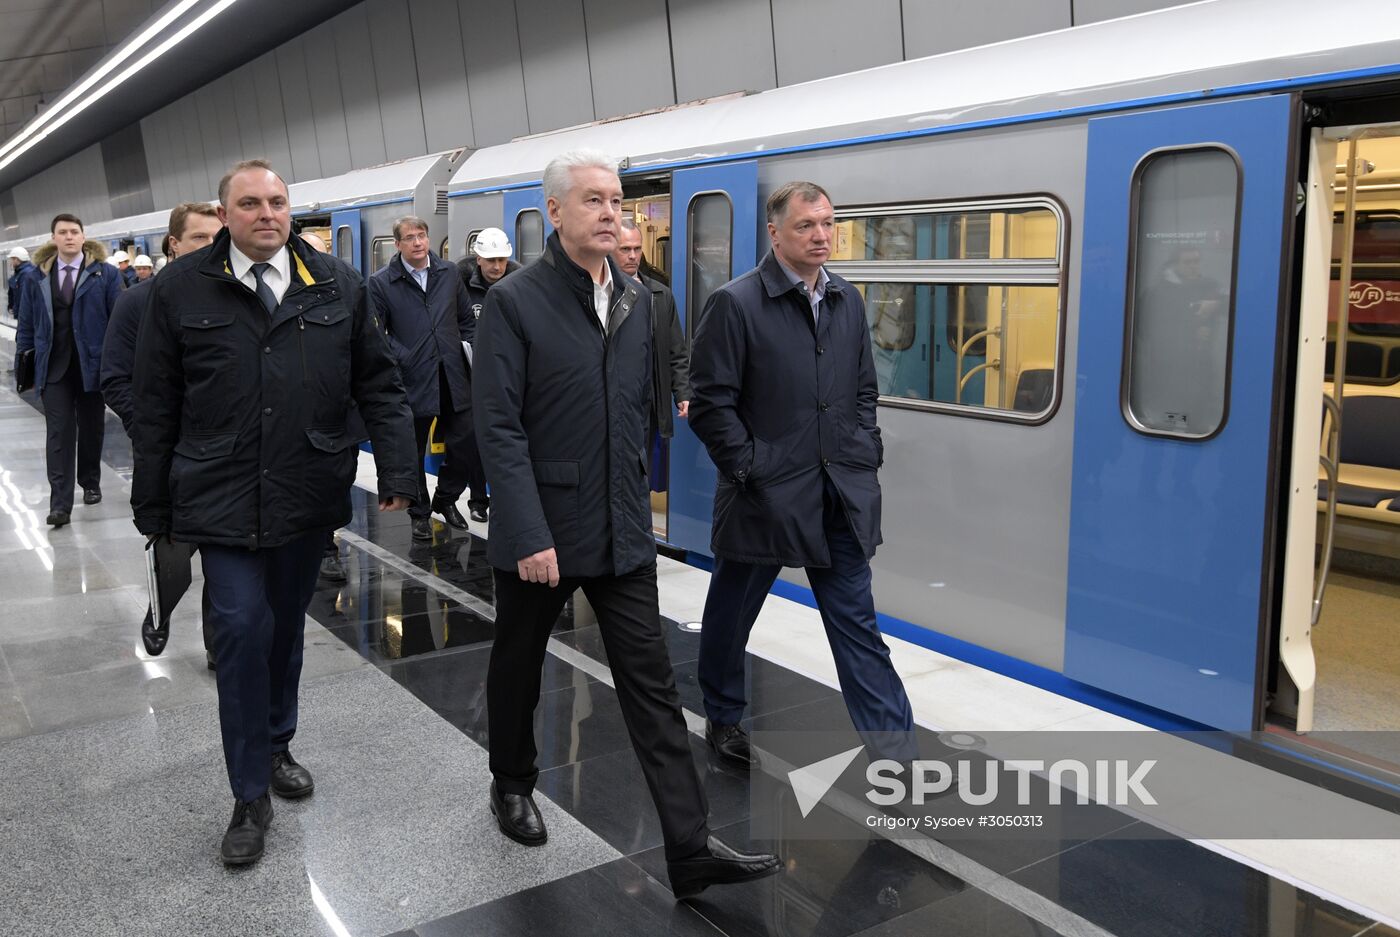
[
  {"left": 699, "top": 479, "right": 916, "bottom": 753},
  {"left": 42, "top": 365, "right": 105, "bottom": 513},
  {"left": 488, "top": 562, "right": 709, "bottom": 860},
  {"left": 411, "top": 370, "right": 487, "bottom": 517},
  {"left": 201, "top": 531, "right": 323, "bottom": 802}
]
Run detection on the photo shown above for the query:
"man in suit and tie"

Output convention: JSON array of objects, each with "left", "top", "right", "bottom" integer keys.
[{"left": 15, "top": 213, "right": 122, "bottom": 528}]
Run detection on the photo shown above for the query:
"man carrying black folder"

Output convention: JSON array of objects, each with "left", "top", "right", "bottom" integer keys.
[{"left": 130, "top": 160, "right": 419, "bottom": 868}]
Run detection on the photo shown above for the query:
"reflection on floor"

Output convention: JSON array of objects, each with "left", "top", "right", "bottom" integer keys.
[{"left": 0, "top": 336, "right": 1395, "bottom": 936}]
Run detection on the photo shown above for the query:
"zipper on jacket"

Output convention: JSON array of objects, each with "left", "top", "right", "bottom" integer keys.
[{"left": 298, "top": 315, "right": 307, "bottom": 387}]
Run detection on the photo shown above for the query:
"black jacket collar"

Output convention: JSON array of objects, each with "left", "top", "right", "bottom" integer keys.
[
  {"left": 541, "top": 232, "right": 639, "bottom": 334},
  {"left": 387, "top": 251, "right": 448, "bottom": 284},
  {"left": 758, "top": 250, "right": 843, "bottom": 300},
  {"left": 197, "top": 227, "right": 331, "bottom": 290}
]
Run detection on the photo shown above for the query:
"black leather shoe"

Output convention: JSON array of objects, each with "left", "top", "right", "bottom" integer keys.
[
  {"left": 270, "top": 751, "right": 314, "bottom": 799},
  {"left": 220, "top": 794, "right": 273, "bottom": 866},
  {"left": 490, "top": 782, "right": 547, "bottom": 846},
  {"left": 667, "top": 835, "right": 781, "bottom": 899},
  {"left": 46, "top": 511, "right": 70, "bottom": 528},
  {"left": 319, "top": 552, "right": 347, "bottom": 582},
  {"left": 706, "top": 720, "right": 756, "bottom": 769},
  {"left": 432, "top": 494, "right": 468, "bottom": 530},
  {"left": 82, "top": 488, "right": 101, "bottom": 505},
  {"left": 411, "top": 516, "right": 433, "bottom": 541},
  {"left": 469, "top": 505, "right": 489, "bottom": 524}
]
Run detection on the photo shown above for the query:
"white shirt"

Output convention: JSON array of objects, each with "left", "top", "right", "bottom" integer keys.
[
  {"left": 592, "top": 260, "right": 612, "bottom": 332},
  {"left": 228, "top": 241, "right": 290, "bottom": 307},
  {"left": 402, "top": 254, "right": 429, "bottom": 292}
]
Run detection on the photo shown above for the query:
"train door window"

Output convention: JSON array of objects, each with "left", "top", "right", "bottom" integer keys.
[
  {"left": 1327, "top": 210, "right": 1400, "bottom": 384},
  {"left": 439, "top": 236, "right": 451, "bottom": 260},
  {"left": 336, "top": 226, "right": 354, "bottom": 264},
  {"left": 827, "top": 198, "right": 1065, "bottom": 419},
  {"left": 371, "top": 236, "right": 397, "bottom": 272},
  {"left": 1123, "top": 147, "right": 1240, "bottom": 438},
  {"left": 465, "top": 228, "right": 483, "bottom": 257},
  {"left": 687, "top": 193, "right": 732, "bottom": 337},
  {"left": 515, "top": 211, "right": 544, "bottom": 264}
]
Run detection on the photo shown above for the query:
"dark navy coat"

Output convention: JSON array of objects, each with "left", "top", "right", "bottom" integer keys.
[
  {"left": 473, "top": 232, "right": 653, "bottom": 578},
  {"left": 642, "top": 274, "right": 691, "bottom": 438},
  {"left": 369, "top": 252, "right": 475, "bottom": 418},
  {"left": 130, "top": 228, "right": 419, "bottom": 548},
  {"left": 99, "top": 276, "right": 154, "bottom": 433},
  {"left": 462, "top": 257, "right": 522, "bottom": 320},
  {"left": 16, "top": 241, "right": 121, "bottom": 394},
  {"left": 689, "top": 251, "right": 884, "bottom": 567}
]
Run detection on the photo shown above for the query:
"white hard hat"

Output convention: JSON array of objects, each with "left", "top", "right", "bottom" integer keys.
[
  {"left": 473, "top": 228, "right": 513, "bottom": 259},
  {"left": 133, "top": 254, "right": 153, "bottom": 268},
  {"left": 111, "top": 250, "right": 130, "bottom": 263},
  {"left": 7, "top": 247, "right": 29, "bottom": 261}
]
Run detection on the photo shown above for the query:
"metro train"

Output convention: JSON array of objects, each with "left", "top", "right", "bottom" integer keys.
[{"left": 6, "top": 0, "right": 1400, "bottom": 790}]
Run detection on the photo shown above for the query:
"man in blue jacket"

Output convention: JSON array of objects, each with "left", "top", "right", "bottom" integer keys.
[
  {"left": 474, "top": 149, "right": 779, "bottom": 899},
  {"left": 16, "top": 214, "right": 121, "bottom": 528},
  {"left": 6, "top": 247, "right": 34, "bottom": 319},
  {"left": 688, "top": 181, "right": 916, "bottom": 769},
  {"left": 370, "top": 216, "right": 484, "bottom": 541}
]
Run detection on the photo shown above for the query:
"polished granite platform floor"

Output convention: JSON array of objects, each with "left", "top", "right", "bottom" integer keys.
[{"left": 0, "top": 358, "right": 1396, "bottom": 936}]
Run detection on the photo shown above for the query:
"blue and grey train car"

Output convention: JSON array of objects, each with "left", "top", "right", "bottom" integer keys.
[{"left": 444, "top": 0, "right": 1400, "bottom": 779}]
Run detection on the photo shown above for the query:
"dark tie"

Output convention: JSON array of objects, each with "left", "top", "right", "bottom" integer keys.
[
  {"left": 250, "top": 262, "right": 277, "bottom": 314},
  {"left": 59, "top": 266, "right": 75, "bottom": 305}
]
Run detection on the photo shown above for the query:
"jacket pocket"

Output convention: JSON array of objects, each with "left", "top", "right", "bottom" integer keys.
[
  {"left": 303, "top": 426, "right": 357, "bottom": 505},
  {"left": 532, "top": 459, "right": 580, "bottom": 546},
  {"left": 180, "top": 310, "right": 237, "bottom": 330},
  {"left": 170, "top": 432, "right": 242, "bottom": 531},
  {"left": 174, "top": 431, "right": 239, "bottom": 460}
]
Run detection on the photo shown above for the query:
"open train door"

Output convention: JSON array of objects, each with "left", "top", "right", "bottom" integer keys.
[
  {"left": 667, "top": 161, "right": 758, "bottom": 555},
  {"left": 331, "top": 208, "right": 362, "bottom": 273},
  {"left": 1064, "top": 95, "right": 1297, "bottom": 730}
]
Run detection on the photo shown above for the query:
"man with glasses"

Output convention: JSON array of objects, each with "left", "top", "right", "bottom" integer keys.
[{"left": 369, "top": 216, "right": 484, "bottom": 541}]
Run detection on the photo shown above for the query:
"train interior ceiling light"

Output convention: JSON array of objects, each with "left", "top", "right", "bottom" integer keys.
[{"left": 0, "top": 0, "right": 240, "bottom": 174}]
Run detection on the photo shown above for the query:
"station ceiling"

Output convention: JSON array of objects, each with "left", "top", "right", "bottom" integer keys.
[{"left": 0, "top": 0, "right": 360, "bottom": 192}]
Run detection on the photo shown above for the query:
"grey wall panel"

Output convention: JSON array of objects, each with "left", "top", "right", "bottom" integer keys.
[
  {"left": 195, "top": 86, "right": 227, "bottom": 199},
  {"left": 333, "top": 7, "right": 389, "bottom": 169},
  {"left": 302, "top": 25, "right": 353, "bottom": 177},
  {"left": 101, "top": 123, "right": 155, "bottom": 218},
  {"left": 771, "top": 0, "right": 902, "bottom": 85},
  {"left": 583, "top": 0, "right": 674, "bottom": 118},
  {"left": 230, "top": 63, "right": 268, "bottom": 161},
  {"left": 209, "top": 77, "right": 245, "bottom": 173},
  {"left": 1073, "top": 0, "right": 1184, "bottom": 23},
  {"left": 276, "top": 39, "right": 324, "bottom": 183},
  {"left": 669, "top": 0, "right": 775, "bottom": 101},
  {"left": 14, "top": 144, "right": 113, "bottom": 235},
  {"left": 458, "top": 0, "right": 530, "bottom": 145},
  {"left": 410, "top": 0, "right": 474, "bottom": 150},
  {"left": 250, "top": 51, "right": 295, "bottom": 181},
  {"left": 516, "top": 0, "right": 595, "bottom": 133},
  {"left": 140, "top": 113, "right": 168, "bottom": 209},
  {"left": 904, "top": 0, "right": 1071, "bottom": 58},
  {"left": 176, "top": 93, "right": 213, "bottom": 201},
  {"left": 368, "top": 0, "right": 429, "bottom": 161}
]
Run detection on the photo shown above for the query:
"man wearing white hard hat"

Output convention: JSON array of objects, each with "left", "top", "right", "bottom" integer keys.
[
  {"left": 132, "top": 254, "right": 154, "bottom": 282},
  {"left": 110, "top": 249, "right": 137, "bottom": 289},
  {"left": 457, "top": 227, "right": 519, "bottom": 522},
  {"left": 6, "top": 246, "right": 34, "bottom": 320}
]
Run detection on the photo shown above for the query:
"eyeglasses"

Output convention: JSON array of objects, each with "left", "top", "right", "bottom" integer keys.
[{"left": 397, "top": 233, "right": 429, "bottom": 243}]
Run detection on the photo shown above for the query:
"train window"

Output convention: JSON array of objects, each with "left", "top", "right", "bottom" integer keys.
[
  {"left": 335, "top": 225, "right": 353, "bottom": 263},
  {"left": 465, "top": 229, "right": 483, "bottom": 256},
  {"left": 1326, "top": 211, "right": 1400, "bottom": 385},
  {"left": 687, "top": 193, "right": 732, "bottom": 338},
  {"left": 439, "top": 236, "right": 450, "bottom": 260},
  {"left": 827, "top": 197, "right": 1065, "bottom": 420},
  {"left": 515, "top": 211, "right": 544, "bottom": 265},
  {"left": 1124, "top": 147, "right": 1240, "bottom": 439},
  {"left": 371, "top": 236, "right": 397, "bottom": 272}
]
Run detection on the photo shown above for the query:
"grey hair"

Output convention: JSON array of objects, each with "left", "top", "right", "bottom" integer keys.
[
  {"left": 542, "top": 149, "right": 619, "bottom": 203},
  {"left": 619, "top": 217, "right": 639, "bottom": 232}
]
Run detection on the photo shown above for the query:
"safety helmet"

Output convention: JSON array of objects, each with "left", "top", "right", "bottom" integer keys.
[
  {"left": 472, "top": 228, "right": 513, "bottom": 259},
  {"left": 133, "top": 254, "right": 153, "bottom": 268},
  {"left": 111, "top": 250, "right": 130, "bottom": 263},
  {"left": 7, "top": 247, "right": 29, "bottom": 261}
]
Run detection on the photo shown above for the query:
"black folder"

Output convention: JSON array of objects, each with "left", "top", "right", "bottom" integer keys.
[
  {"left": 15, "top": 348, "right": 34, "bottom": 394},
  {"left": 143, "top": 536, "right": 193, "bottom": 655}
]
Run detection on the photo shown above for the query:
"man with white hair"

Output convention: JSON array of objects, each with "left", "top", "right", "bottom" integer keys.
[{"left": 473, "top": 149, "right": 780, "bottom": 899}]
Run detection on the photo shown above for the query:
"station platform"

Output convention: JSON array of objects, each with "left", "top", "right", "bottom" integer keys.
[{"left": 0, "top": 326, "right": 1397, "bottom": 937}]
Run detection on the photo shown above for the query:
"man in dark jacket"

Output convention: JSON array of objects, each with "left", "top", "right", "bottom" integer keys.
[
  {"left": 130, "top": 159, "right": 418, "bottom": 867},
  {"left": 102, "top": 202, "right": 224, "bottom": 667},
  {"left": 370, "top": 216, "right": 485, "bottom": 540},
  {"left": 614, "top": 218, "right": 690, "bottom": 491},
  {"left": 17, "top": 214, "right": 122, "bottom": 527},
  {"left": 6, "top": 247, "right": 34, "bottom": 319},
  {"left": 689, "top": 181, "right": 916, "bottom": 769},
  {"left": 474, "top": 149, "right": 778, "bottom": 899}
]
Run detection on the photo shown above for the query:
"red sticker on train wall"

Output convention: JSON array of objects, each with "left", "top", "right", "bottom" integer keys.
[{"left": 1328, "top": 280, "right": 1400, "bottom": 325}]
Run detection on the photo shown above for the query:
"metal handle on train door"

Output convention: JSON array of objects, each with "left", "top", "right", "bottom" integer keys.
[
  {"left": 1313, "top": 137, "right": 1368, "bottom": 627},
  {"left": 954, "top": 327, "right": 1000, "bottom": 404}
]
